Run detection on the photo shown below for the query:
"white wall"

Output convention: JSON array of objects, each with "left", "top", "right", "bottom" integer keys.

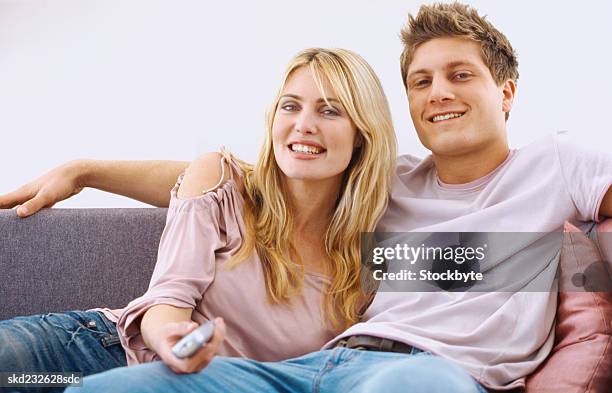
[{"left": 1, "top": 0, "right": 610, "bottom": 208}]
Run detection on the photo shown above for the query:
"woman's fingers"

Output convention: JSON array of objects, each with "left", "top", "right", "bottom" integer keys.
[
  {"left": 156, "top": 321, "right": 200, "bottom": 373},
  {"left": 189, "top": 318, "right": 226, "bottom": 371},
  {"left": 157, "top": 319, "right": 226, "bottom": 374}
]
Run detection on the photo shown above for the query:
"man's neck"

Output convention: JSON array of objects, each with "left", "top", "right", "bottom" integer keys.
[{"left": 433, "top": 142, "right": 510, "bottom": 185}]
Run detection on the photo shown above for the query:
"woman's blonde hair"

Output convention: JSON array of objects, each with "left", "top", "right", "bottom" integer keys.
[{"left": 229, "top": 48, "right": 397, "bottom": 330}]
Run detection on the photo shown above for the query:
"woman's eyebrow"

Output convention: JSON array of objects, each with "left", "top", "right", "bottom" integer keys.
[
  {"left": 280, "top": 94, "right": 341, "bottom": 105},
  {"left": 280, "top": 94, "right": 301, "bottom": 101},
  {"left": 316, "top": 97, "right": 341, "bottom": 105}
]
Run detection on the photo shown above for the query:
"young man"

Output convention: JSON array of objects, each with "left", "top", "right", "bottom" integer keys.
[{"left": 2, "top": 3, "right": 611, "bottom": 392}]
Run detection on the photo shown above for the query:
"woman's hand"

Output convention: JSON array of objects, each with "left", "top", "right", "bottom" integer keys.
[
  {"left": 0, "top": 160, "right": 87, "bottom": 217},
  {"left": 148, "top": 318, "right": 226, "bottom": 374}
]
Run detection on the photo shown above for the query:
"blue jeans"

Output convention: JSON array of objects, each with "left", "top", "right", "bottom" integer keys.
[
  {"left": 67, "top": 347, "right": 488, "bottom": 393},
  {"left": 0, "top": 310, "right": 127, "bottom": 393}
]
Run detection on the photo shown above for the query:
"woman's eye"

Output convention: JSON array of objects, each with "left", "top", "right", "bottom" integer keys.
[
  {"left": 280, "top": 103, "right": 297, "bottom": 111},
  {"left": 322, "top": 107, "right": 340, "bottom": 116},
  {"left": 414, "top": 79, "right": 430, "bottom": 88}
]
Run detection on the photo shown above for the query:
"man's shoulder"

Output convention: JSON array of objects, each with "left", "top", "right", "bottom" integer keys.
[
  {"left": 395, "top": 153, "right": 433, "bottom": 175},
  {"left": 517, "top": 132, "right": 605, "bottom": 165}
]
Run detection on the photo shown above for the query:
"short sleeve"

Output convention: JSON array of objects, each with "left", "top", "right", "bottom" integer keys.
[
  {"left": 116, "top": 159, "right": 245, "bottom": 356},
  {"left": 555, "top": 134, "right": 612, "bottom": 222}
]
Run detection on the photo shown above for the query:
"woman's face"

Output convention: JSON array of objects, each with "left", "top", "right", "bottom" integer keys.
[{"left": 272, "top": 66, "right": 358, "bottom": 183}]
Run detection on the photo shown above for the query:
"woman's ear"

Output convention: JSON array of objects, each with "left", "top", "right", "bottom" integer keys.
[{"left": 354, "top": 132, "right": 363, "bottom": 148}]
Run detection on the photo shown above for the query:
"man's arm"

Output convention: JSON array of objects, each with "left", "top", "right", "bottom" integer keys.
[
  {"left": 0, "top": 159, "right": 189, "bottom": 217},
  {"left": 600, "top": 185, "right": 612, "bottom": 218}
]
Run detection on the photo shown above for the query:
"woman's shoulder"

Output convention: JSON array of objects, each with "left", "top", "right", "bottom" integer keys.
[
  {"left": 168, "top": 150, "right": 248, "bottom": 214},
  {"left": 183, "top": 152, "right": 226, "bottom": 196}
]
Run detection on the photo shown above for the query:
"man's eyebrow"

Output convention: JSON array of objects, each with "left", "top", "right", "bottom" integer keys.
[
  {"left": 279, "top": 94, "right": 341, "bottom": 104},
  {"left": 445, "top": 60, "right": 478, "bottom": 70},
  {"left": 407, "top": 60, "right": 479, "bottom": 79}
]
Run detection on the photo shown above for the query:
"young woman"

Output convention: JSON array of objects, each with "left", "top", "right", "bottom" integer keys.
[{"left": 0, "top": 47, "right": 396, "bottom": 390}]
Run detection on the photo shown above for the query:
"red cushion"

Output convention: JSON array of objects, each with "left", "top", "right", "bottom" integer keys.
[
  {"left": 596, "top": 219, "right": 612, "bottom": 271},
  {"left": 525, "top": 222, "right": 612, "bottom": 393}
]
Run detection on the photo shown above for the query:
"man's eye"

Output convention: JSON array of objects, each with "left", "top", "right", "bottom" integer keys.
[
  {"left": 414, "top": 79, "right": 430, "bottom": 88},
  {"left": 454, "top": 72, "right": 471, "bottom": 80}
]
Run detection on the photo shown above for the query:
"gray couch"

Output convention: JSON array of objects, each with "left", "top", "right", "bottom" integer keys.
[
  {"left": 0, "top": 208, "right": 168, "bottom": 320},
  {"left": 2, "top": 208, "right": 610, "bottom": 393}
]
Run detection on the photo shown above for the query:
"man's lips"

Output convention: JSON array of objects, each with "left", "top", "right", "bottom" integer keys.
[{"left": 427, "top": 111, "right": 467, "bottom": 123}]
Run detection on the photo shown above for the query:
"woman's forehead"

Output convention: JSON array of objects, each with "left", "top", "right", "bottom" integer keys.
[{"left": 282, "top": 66, "right": 339, "bottom": 101}]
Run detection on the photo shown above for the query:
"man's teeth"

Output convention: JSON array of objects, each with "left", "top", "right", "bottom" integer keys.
[
  {"left": 432, "top": 113, "right": 464, "bottom": 123},
  {"left": 291, "top": 144, "right": 322, "bottom": 154}
]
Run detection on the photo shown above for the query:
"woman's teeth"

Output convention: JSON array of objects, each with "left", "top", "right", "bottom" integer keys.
[{"left": 291, "top": 144, "right": 322, "bottom": 154}]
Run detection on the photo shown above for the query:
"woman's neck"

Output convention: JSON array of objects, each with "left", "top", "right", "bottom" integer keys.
[{"left": 285, "top": 175, "right": 342, "bottom": 233}]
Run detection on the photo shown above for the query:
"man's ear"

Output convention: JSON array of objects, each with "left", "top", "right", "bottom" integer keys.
[{"left": 502, "top": 79, "right": 516, "bottom": 114}]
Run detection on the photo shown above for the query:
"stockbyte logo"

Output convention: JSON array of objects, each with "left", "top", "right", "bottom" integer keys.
[{"left": 357, "top": 231, "right": 598, "bottom": 293}]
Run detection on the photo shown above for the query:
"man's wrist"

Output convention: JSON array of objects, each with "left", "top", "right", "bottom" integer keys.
[{"left": 72, "top": 159, "right": 96, "bottom": 189}]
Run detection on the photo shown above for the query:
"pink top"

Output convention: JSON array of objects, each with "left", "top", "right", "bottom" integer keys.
[{"left": 95, "top": 158, "right": 335, "bottom": 365}]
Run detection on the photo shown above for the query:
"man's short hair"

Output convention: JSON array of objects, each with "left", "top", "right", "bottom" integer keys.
[{"left": 400, "top": 2, "right": 519, "bottom": 89}]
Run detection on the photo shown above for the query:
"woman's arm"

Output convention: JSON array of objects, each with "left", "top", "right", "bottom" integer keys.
[
  {"left": 139, "top": 304, "right": 226, "bottom": 374},
  {"left": 118, "top": 152, "right": 231, "bottom": 374},
  {"left": 0, "top": 159, "right": 189, "bottom": 217},
  {"left": 140, "top": 304, "right": 193, "bottom": 350}
]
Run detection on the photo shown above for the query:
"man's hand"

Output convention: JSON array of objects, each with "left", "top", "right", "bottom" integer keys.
[
  {"left": 149, "top": 318, "right": 226, "bottom": 374},
  {"left": 0, "top": 160, "right": 87, "bottom": 217},
  {"left": 601, "top": 186, "right": 612, "bottom": 218}
]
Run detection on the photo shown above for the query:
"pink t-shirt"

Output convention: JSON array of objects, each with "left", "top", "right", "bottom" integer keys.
[
  {"left": 324, "top": 134, "right": 612, "bottom": 390},
  {"left": 96, "top": 161, "right": 335, "bottom": 365}
]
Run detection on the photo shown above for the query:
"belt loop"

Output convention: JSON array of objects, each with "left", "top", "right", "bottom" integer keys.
[{"left": 379, "top": 338, "right": 394, "bottom": 352}]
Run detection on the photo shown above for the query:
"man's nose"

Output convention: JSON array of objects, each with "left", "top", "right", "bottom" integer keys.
[{"left": 428, "top": 77, "right": 455, "bottom": 104}]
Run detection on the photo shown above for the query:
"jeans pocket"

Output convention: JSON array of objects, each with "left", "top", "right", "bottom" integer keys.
[
  {"left": 43, "top": 312, "right": 120, "bottom": 348},
  {"left": 44, "top": 312, "right": 100, "bottom": 333}
]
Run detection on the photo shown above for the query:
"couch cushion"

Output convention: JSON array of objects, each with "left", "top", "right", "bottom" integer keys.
[
  {"left": 525, "top": 222, "right": 612, "bottom": 393},
  {"left": 0, "top": 208, "right": 168, "bottom": 320},
  {"left": 595, "top": 219, "right": 612, "bottom": 272}
]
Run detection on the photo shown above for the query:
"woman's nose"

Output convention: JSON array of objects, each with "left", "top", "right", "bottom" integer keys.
[{"left": 294, "top": 110, "right": 318, "bottom": 134}]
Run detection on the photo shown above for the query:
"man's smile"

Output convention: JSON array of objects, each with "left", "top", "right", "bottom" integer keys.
[{"left": 428, "top": 111, "right": 466, "bottom": 123}]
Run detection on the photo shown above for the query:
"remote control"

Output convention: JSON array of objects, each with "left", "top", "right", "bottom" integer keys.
[{"left": 171, "top": 321, "right": 215, "bottom": 359}]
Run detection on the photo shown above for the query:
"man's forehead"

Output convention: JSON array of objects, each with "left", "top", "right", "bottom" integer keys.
[{"left": 407, "top": 38, "right": 484, "bottom": 76}]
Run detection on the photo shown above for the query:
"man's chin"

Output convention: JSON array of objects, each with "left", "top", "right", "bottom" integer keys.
[{"left": 422, "top": 134, "right": 476, "bottom": 158}]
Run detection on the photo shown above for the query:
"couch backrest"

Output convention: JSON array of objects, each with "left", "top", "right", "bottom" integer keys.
[{"left": 0, "top": 208, "right": 167, "bottom": 320}]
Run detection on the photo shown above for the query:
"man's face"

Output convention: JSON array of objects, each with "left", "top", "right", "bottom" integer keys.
[{"left": 405, "top": 37, "right": 515, "bottom": 158}]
